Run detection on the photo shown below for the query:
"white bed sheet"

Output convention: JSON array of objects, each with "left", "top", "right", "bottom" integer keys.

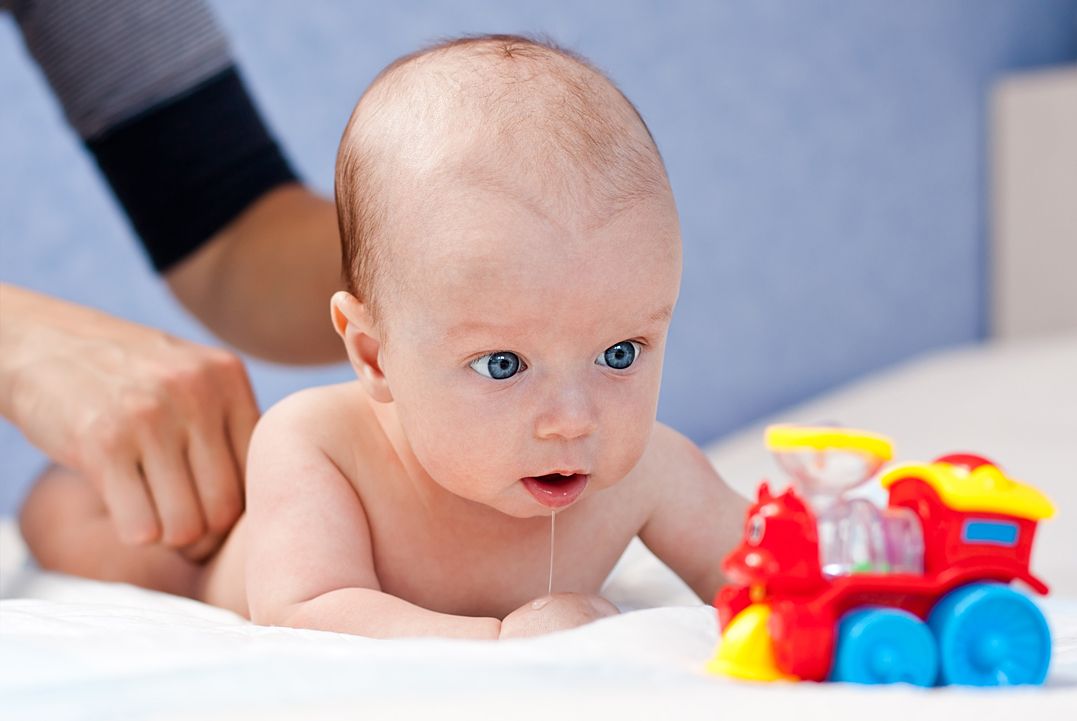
[
  {"left": 3, "top": 526, "right": 1077, "bottom": 720},
  {"left": 3, "top": 335, "right": 1076, "bottom": 720}
]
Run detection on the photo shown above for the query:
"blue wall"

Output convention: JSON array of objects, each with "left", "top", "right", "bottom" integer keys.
[{"left": 3, "top": 1, "right": 1077, "bottom": 513}]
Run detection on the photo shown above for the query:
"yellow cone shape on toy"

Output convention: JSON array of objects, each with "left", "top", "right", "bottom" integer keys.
[{"left": 706, "top": 603, "right": 797, "bottom": 682}]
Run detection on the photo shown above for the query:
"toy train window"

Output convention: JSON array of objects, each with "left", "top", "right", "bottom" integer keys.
[{"left": 961, "top": 519, "right": 1019, "bottom": 547}]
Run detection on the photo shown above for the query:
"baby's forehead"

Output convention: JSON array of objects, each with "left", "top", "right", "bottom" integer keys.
[
  {"left": 384, "top": 180, "right": 681, "bottom": 324},
  {"left": 405, "top": 165, "right": 675, "bottom": 257}
]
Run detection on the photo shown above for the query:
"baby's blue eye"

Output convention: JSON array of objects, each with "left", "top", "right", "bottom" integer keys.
[
  {"left": 470, "top": 351, "right": 525, "bottom": 380},
  {"left": 596, "top": 341, "right": 640, "bottom": 370}
]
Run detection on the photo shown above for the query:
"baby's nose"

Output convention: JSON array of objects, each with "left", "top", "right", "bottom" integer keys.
[{"left": 533, "top": 386, "right": 598, "bottom": 441}]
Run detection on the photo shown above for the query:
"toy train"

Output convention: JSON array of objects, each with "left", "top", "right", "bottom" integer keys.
[{"left": 707, "top": 425, "right": 1054, "bottom": 687}]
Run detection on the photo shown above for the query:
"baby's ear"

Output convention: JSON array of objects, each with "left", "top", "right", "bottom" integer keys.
[{"left": 330, "top": 291, "right": 393, "bottom": 403}]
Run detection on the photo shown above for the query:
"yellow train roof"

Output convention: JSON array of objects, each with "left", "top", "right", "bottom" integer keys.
[
  {"left": 765, "top": 425, "right": 894, "bottom": 460},
  {"left": 880, "top": 461, "right": 1055, "bottom": 521}
]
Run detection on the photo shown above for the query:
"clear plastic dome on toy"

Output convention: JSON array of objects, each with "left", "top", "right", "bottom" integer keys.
[
  {"left": 766, "top": 425, "right": 893, "bottom": 502},
  {"left": 766, "top": 424, "right": 923, "bottom": 577}
]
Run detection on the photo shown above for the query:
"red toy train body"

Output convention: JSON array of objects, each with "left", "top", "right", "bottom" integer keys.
[{"left": 710, "top": 433, "right": 1055, "bottom": 687}]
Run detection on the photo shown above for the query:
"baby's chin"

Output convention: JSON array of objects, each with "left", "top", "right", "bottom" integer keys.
[{"left": 492, "top": 503, "right": 559, "bottom": 520}]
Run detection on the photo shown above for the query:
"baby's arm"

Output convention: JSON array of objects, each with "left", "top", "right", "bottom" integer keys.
[
  {"left": 637, "top": 425, "right": 748, "bottom": 603},
  {"left": 244, "top": 393, "right": 500, "bottom": 639}
]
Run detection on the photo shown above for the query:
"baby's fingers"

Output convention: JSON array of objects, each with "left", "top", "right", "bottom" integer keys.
[{"left": 584, "top": 594, "right": 620, "bottom": 618}]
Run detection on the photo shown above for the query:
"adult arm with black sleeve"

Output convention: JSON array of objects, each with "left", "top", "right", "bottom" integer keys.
[{"left": 2, "top": 0, "right": 344, "bottom": 560}]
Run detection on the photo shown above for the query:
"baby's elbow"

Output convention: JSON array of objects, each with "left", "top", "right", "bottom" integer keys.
[
  {"left": 247, "top": 596, "right": 291, "bottom": 627},
  {"left": 245, "top": 579, "right": 312, "bottom": 628}
]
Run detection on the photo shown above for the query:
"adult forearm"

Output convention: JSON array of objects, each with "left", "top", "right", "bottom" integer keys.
[
  {"left": 274, "top": 587, "right": 502, "bottom": 640},
  {"left": 0, "top": 283, "right": 41, "bottom": 420},
  {"left": 0, "top": 284, "right": 100, "bottom": 422},
  {"left": 166, "top": 184, "right": 346, "bottom": 364}
]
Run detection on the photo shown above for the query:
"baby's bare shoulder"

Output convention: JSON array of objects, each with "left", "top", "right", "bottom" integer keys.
[
  {"left": 612, "top": 422, "right": 719, "bottom": 518},
  {"left": 257, "top": 383, "right": 365, "bottom": 441},
  {"left": 250, "top": 382, "right": 376, "bottom": 476},
  {"left": 259, "top": 382, "right": 359, "bottom": 424}
]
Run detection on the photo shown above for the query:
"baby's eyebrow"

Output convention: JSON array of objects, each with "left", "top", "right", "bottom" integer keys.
[
  {"left": 446, "top": 306, "right": 673, "bottom": 342},
  {"left": 647, "top": 305, "right": 674, "bottom": 324},
  {"left": 444, "top": 320, "right": 512, "bottom": 342}
]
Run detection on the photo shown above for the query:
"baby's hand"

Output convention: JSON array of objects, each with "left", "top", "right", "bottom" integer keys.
[{"left": 498, "top": 593, "right": 619, "bottom": 639}]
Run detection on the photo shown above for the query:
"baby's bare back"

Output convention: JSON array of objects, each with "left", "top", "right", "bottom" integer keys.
[{"left": 201, "top": 383, "right": 656, "bottom": 622}]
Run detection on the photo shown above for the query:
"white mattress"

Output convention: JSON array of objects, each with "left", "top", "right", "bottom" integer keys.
[
  {"left": 3, "top": 335, "right": 1076, "bottom": 720},
  {"left": 3, "top": 524, "right": 1077, "bottom": 720}
]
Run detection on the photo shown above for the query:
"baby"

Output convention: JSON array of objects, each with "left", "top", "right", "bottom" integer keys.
[{"left": 20, "top": 35, "right": 746, "bottom": 639}]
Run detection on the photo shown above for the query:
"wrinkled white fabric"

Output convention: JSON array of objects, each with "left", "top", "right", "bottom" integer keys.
[{"left": 2, "top": 524, "right": 1076, "bottom": 721}]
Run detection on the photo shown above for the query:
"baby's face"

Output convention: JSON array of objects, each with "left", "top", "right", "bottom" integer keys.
[{"left": 376, "top": 177, "right": 681, "bottom": 518}]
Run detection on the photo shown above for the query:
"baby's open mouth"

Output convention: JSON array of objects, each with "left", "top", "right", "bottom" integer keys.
[{"left": 520, "top": 472, "right": 589, "bottom": 509}]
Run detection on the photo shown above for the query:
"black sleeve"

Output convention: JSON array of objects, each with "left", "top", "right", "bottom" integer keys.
[
  {"left": 87, "top": 67, "right": 299, "bottom": 272},
  {"left": 8, "top": 0, "right": 299, "bottom": 272}
]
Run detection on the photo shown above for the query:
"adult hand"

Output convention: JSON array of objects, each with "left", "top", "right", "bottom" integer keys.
[
  {"left": 498, "top": 592, "right": 620, "bottom": 639},
  {"left": 1, "top": 285, "right": 258, "bottom": 559}
]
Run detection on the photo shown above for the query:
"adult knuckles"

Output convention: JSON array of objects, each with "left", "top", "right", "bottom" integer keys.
[
  {"left": 198, "top": 470, "right": 243, "bottom": 533},
  {"left": 208, "top": 350, "right": 251, "bottom": 399},
  {"left": 205, "top": 492, "right": 243, "bottom": 533},
  {"left": 83, "top": 414, "right": 134, "bottom": 457},
  {"left": 119, "top": 389, "right": 169, "bottom": 426},
  {"left": 157, "top": 361, "right": 214, "bottom": 400},
  {"left": 120, "top": 514, "right": 162, "bottom": 545},
  {"left": 208, "top": 349, "right": 245, "bottom": 376},
  {"left": 160, "top": 350, "right": 245, "bottom": 404},
  {"left": 161, "top": 511, "right": 207, "bottom": 547}
]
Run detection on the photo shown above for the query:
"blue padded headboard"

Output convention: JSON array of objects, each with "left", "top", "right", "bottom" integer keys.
[{"left": 2, "top": 0, "right": 1076, "bottom": 513}]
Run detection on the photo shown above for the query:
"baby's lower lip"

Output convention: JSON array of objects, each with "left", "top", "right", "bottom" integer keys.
[{"left": 520, "top": 473, "right": 589, "bottom": 509}]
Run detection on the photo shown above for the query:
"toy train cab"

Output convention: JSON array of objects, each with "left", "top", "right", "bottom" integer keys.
[{"left": 707, "top": 426, "right": 1055, "bottom": 687}]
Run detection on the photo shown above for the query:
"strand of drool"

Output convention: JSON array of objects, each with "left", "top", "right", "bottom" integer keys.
[{"left": 547, "top": 510, "right": 556, "bottom": 595}]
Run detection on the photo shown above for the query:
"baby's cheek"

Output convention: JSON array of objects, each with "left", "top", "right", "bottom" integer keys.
[
  {"left": 606, "top": 424, "right": 650, "bottom": 480},
  {"left": 597, "top": 385, "right": 658, "bottom": 481},
  {"left": 408, "top": 391, "right": 522, "bottom": 487}
]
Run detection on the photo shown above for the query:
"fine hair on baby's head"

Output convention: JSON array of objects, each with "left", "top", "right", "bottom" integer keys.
[{"left": 334, "top": 34, "right": 672, "bottom": 325}]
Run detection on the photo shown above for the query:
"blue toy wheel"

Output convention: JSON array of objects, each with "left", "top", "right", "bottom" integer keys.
[
  {"left": 829, "top": 607, "right": 938, "bottom": 686},
  {"left": 928, "top": 582, "right": 1051, "bottom": 686}
]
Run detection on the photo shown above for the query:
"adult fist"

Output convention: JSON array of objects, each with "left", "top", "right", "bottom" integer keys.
[{"left": 1, "top": 285, "right": 258, "bottom": 558}]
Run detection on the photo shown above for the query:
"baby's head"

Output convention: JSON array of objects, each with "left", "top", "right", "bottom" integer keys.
[{"left": 331, "top": 35, "right": 681, "bottom": 518}]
